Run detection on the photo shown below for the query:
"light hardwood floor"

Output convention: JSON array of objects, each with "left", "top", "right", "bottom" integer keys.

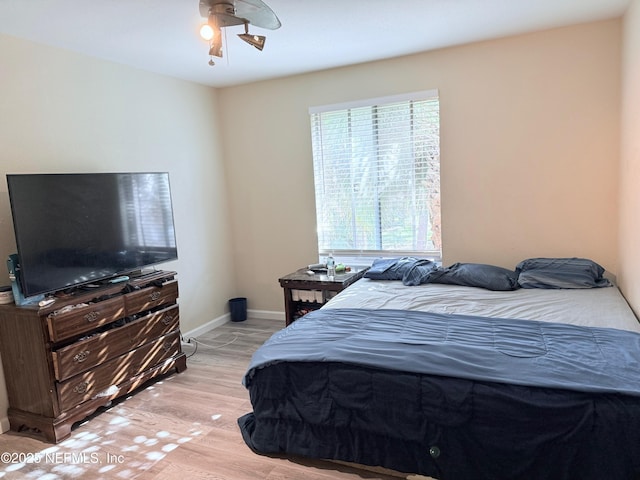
[{"left": 0, "top": 317, "right": 413, "bottom": 480}]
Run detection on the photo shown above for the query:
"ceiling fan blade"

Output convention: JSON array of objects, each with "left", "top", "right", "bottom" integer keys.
[
  {"left": 199, "top": 0, "right": 281, "bottom": 30},
  {"left": 234, "top": 0, "right": 281, "bottom": 30}
]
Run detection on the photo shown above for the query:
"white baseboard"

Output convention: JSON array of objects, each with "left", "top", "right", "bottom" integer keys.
[
  {"left": 181, "top": 310, "right": 284, "bottom": 340},
  {"left": 0, "top": 415, "right": 9, "bottom": 434},
  {"left": 182, "top": 313, "right": 230, "bottom": 339},
  {"left": 248, "top": 309, "right": 285, "bottom": 322}
]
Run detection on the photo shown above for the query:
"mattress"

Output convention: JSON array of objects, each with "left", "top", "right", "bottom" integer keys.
[{"left": 324, "top": 278, "right": 640, "bottom": 332}]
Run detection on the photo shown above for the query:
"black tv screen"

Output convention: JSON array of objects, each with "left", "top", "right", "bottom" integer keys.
[{"left": 7, "top": 172, "right": 178, "bottom": 297}]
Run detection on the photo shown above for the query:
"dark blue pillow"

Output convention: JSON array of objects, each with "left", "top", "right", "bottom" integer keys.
[
  {"left": 365, "top": 257, "right": 435, "bottom": 280},
  {"left": 516, "top": 257, "right": 611, "bottom": 289},
  {"left": 423, "top": 263, "right": 519, "bottom": 291},
  {"left": 402, "top": 261, "right": 440, "bottom": 286}
]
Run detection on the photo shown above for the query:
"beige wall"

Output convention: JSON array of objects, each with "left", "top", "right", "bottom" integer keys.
[
  {"left": 0, "top": 35, "right": 236, "bottom": 430},
  {"left": 619, "top": 0, "right": 640, "bottom": 314},
  {"left": 220, "top": 19, "right": 622, "bottom": 311}
]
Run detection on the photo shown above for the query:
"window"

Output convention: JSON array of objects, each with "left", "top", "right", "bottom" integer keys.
[{"left": 309, "top": 90, "right": 441, "bottom": 261}]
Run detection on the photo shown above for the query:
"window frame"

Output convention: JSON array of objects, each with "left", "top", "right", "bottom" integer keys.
[{"left": 309, "top": 89, "right": 441, "bottom": 264}]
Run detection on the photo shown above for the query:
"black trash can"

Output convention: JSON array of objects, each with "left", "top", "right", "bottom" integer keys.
[{"left": 229, "top": 297, "right": 247, "bottom": 322}]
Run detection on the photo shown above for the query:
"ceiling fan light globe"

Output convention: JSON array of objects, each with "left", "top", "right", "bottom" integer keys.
[{"left": 199, "top": 23, "right": 214, "bottom": 41}]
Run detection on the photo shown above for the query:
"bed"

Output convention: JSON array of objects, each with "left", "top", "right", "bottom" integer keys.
[{"left": 238, "top": 258, "right": 640, "bottom": 480}]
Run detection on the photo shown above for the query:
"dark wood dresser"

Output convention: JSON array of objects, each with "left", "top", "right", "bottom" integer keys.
[{"left": 0, "top": 270, "right": 186, "bottom": 442}]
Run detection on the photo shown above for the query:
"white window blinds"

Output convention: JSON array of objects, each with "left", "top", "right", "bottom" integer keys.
[{"left": 309, "top": 90, "right": 441, "bottom": 258}]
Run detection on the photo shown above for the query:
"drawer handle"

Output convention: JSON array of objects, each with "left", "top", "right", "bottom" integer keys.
[
  {"left": 84, "top": 311, "right": 100, "bottom": 322},
  {"left": 73, "top": 381, "right": 89, "bottom": 394},
  {"left": 73, "top": 351, "right": 91, "bottom": 363},
  {"left": 161, "top": 315, "right": 174, "bottom": 325},
  {"left": 149, "top": 291, "right": 162, "bottom": 301},
  {"left": 163, "top": 341, "right": 173, "bottom": 352}
]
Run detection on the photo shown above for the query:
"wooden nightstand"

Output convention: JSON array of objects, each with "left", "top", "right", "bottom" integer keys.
[{"left": 278, "top": 267, "right": 369, "bottom": 326}]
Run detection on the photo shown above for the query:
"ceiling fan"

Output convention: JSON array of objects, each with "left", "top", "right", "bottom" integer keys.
[{"left": 198, "top": 0, "right": 281, "bottom": 66}]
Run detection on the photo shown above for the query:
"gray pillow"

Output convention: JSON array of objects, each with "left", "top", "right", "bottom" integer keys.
[
  {"left": 365, "top": 257, "right": 435, "bottom": 280},
  {"left": 516, "top": 257, "right": 611, "bottom": 289},
  {"left": 401, "top": 261, "right": 440, "bottom": 286},
  {"left": 423, "top": 263, "right": 519, "bottom": 291}
]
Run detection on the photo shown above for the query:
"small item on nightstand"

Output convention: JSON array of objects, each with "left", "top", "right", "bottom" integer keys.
[
  {"left": 326, "top": 253, "right": 336, "bottom": 278},
  {"left": 0, "top": 286, "right": 13, "bottom": 305}
]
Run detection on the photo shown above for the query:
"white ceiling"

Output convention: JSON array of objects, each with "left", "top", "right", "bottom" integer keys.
[{"left": 0, "top": 0, "right": 630, "bottom": 88}]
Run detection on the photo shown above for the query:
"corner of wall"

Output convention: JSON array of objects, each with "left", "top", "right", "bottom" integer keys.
[{"left": 618, "top": 0, "right": 640, "bottom": 314}]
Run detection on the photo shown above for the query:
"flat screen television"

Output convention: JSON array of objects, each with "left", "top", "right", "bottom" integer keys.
[{"left": 6, "top": 172, "right": 178, "bottom": 297}]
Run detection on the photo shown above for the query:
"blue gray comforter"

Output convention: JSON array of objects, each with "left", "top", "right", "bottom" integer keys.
[
  {"left": 244, "top": 308, "right": 640, "bottom": 396},
  {"left": 239, "top": 308, "right": 640, "bottom": 479}
]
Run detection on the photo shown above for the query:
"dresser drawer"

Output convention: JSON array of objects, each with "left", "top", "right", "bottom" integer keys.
[
  {"left": 124, "top": 280, "right": 178, "bottom": 316},
  {"left": 46, "top": 297, "right": 126, "bottom": 343},
  {"left": 52, "top": 304, "right": 180, "bottom": 381},
  {"left": 56, "top": 330, "right": 181, "bottom": 412}
]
